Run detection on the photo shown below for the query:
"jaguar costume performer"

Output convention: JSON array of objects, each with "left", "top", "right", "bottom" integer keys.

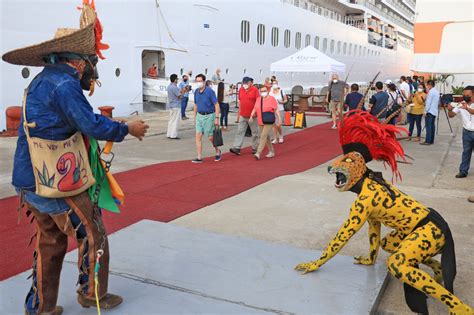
[
  {"left": 2, "top": 1, "right": 148, "bottom": 314},
  {"left": 295, "top": 110, "right": 473, "bottom": 315}
]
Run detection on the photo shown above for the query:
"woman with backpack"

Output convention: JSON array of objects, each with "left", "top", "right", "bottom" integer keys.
[
  {"left": 385, "top": 83, "right": 403, "bottom": 125},
  {"left": 269, "top": 82, "right": 288, "bottom": 143},
  {"left": 249, "top": 86, "right": 281, "bottom": 160}
]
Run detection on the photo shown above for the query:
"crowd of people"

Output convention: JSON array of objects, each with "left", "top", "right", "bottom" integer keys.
[
  {"left": 165, "top": 71, "right": 473, "bottom": 202},
  {"left": 166, "top": 71, "right": 288, "bottom": 162}
]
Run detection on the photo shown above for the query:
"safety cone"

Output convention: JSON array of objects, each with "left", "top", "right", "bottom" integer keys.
[{"left": 283, "top": 111, "right": 292, "bottom": 126}]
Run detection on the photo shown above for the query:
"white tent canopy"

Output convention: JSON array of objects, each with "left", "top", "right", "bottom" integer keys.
[{"left": 270, "top": 46, "right": 346, "bottom": 73}]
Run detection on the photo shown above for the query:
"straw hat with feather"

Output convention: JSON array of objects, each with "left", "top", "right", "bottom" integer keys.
[{"left": 2, "top": 2, "right": 106, "bottom": 67}]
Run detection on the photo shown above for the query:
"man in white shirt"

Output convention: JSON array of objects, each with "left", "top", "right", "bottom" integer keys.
[
  {"left": 448, "top": 86, "right": 474, "bottom": 179},
  {"left": 399, "top": 76, "right": 411, "bottom": 102}
]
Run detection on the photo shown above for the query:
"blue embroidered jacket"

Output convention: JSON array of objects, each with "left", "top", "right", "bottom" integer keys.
[{"left": 12, "top": 64, "right": 128, "bottom": 213}]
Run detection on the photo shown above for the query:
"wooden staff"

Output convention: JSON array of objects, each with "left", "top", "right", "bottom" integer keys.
[{"left": 356, "top": 71, "right": 381, "bottom": 110}]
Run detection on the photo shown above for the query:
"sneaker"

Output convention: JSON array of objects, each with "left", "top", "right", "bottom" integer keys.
[
  {"left": 229, "top": 148, "right": 241, "bottom": 155},
  {"left": 455, "top": 173, "right": 467, "bottom": 178},
  {"left": 266, "top": 152, "right": 275, "bottom": 158},
  {"left": 420, "top": 142, "right": 432, "bottom": 145},
  {"left": 214, "top": 149, "right": 222, "bottom": 162},
  {"left": 271, "top": 139, "right": 278, "bottom": 144},
  {"left": 254, "top": 153, "right": 260, "bottom": 160},
  {"left": 169, "top": 137, "right": 180, "bottom": 140},
  {"left": 331, "top": 123, "right": 337, "bottom": 129},
  {"left": 252, "top": 149, "right": 257, "bottom": 154},
  {"left": 192, "top": 158, "right": 203, "bottom": 163},
  {"left": 278, "top": 137, "right": 284, "bottom": 144},
  {"left": 182, "top": 116, "right": 189, "bottom": 120}
]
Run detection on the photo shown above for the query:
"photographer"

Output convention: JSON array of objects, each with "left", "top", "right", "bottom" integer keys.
[{"left": 447, "top": 86, "right": 474, "bottom": 179}]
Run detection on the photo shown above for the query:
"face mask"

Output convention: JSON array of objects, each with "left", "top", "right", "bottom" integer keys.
[
  {"left": 196, "top": 82, "right": 204, "bottom": 88},
  {"left": 418, "top": 88, "right": 424, "bottom": 92},
  {"left": 272, "top": 85, "right": 279, "bottom": 90},
  {"left": 243, "top": 84, "right": 249, "bottom": 89},
  {"left": 332, "top": 79, "right": 338, "bottom": 83},
  {"left": 80, "top": 56, "right": 99, "bottom": 93},
  {"left": 261, "top": 92, "right": 268, "bottom": 97},
  {"left": 463, "top": 95, "right": 472, "bottom": 102},
  {"left": 184, "top": 78, "right": 188, "bottom": 82}
]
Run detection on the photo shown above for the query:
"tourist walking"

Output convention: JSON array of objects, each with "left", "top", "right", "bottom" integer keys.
[
  {"left": 269, "top": 82, "right": 287, "bottom": 143},
  {"left": 407, "top": 84, "right": 426, "bottom": 141},
  {"left": 250, "top": 86, "right": 281, "bottom": 160},
  {"left": 344, "top": 83, "right": 365, "bottom": 111},
  {"left": 326, "top": 73, "right": 348, "bottom": 129},
  {"left": 178, "top": 74, "right": 191, "bottom": 120},
  {"left": 368, "top": 81, "right": 389, "bottom": 120},
  {"left": 192, "top": 74, "right": 221, "bottom": 163},
  {"left": 447, "top": 86, "right": 474, "bottom": 178},
  {"left": 421, "top": 80, "right": 439, "bottom": 145},
  {"left": 166, "top": 74, "right": 185, "bottom": 139},
  {"left": 217, "top": 82, "right": 230, "bottom": 130},
  {"left": 230, "top": 77, "right": 260, "bottom": 155}
]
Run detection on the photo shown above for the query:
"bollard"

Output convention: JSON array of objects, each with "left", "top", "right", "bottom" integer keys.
[
  {"left": 98, "top": 106, "right": 115, "bottom": 118},
  {"left": 5, "top": 106, "right": 22, "bottom": 136}
]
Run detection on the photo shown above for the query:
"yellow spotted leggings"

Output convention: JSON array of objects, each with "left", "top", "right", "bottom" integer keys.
[{"left": 382, "top": 222, "right": 472, "bottom": 314}]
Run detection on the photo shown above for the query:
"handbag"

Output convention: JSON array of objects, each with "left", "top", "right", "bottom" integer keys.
[
  {"left": 261, "top": 97, "right": 275, "bottom": 125},
  {"left": 212, "top": 126, "right": 224, "bottom": 147},
  {"left": 22, "top": 88, "right": 95, "bottom": 198}
]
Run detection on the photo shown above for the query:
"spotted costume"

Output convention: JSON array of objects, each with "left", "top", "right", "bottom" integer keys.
[{"left": 295, "top": 111, "right": 473, "bottom": 315}]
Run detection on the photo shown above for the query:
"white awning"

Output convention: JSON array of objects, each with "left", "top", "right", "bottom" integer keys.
[
  {"left": 412, "top": 0, "right": 474, "bottom": 74},
  {"left": 270, "top": 46, "right": 346, "bottom": 73}
]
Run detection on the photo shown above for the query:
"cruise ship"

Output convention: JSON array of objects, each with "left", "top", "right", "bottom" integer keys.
[{"left": 0, "top": 0, "right": 415, "bottom": 130}]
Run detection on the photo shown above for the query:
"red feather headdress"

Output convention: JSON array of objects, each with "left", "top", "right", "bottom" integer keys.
[
  {"left": 339, "top": 110, "right": 407, "bottom": 180},
  {"left": 79, "top": 0, "right": 109, "bottom": 59}
]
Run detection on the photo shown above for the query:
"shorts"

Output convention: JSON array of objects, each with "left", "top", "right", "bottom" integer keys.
[
  {"left": 329, "top": 100, "right": 343, "bottom": 113},
  {"left": 196, "top": 113, "right": 216, "bottom": 137}
]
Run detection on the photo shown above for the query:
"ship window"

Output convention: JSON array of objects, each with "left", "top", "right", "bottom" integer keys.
[
  {"left": 284, "top": 29, "right": 291, "bottom": 48},
  {"left": 318, "top": 7, "right": 322, "bottom": 15},
  {"left": 243, "top": 68, "right": 247, "bottom": 74},
  {"left": 241, "top": 20, "right": 250, "bottom": 43},
  {"left": 21, "top": 67, "right": 30, "bottom": 79},
  {"left": 314, "top": 36, "right": 320, "bottom": 49},
  {"left": 257, "top": 24, "right": 265, "bottom": 45},
  {"left": 205, "top": 68, "right": 208, "bottom": 75},
  {"left": 305, "top": 34, "right": 311, "bottom": 47},
  {"left": 322, "top": 38, "right": 328, "bottom": 52},
  {"left": 115, "top": 68, "right": 121, "bottom": 77},
  {"left": 343, "top": 42, "right": 347, "bottom": 55},
  {"left": 348, "top": 43, "right": 352, "bottom": 55},
  {"left": 271, "top": 27, "right": 279, "bottom": 47},
  {"left": 359, "top": 45, "right": 362, "bottom": 56},
  {"left": 363, "top": 47, "right": 367, "bottom": 56},
  {"left": 337, "top": 41, "right": 341, "bottom": 54},
  {"left": 226, "top": 68, "right": 229, "bottom": 74},
  {"left": 330, "top": 39, "right": 335, "bottom": 54},
  {"left": 295, "top": 32, "right": 302, "bottom": 49}
]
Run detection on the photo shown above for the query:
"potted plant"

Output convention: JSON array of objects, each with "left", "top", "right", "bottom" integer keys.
[{"left": 452, "top": 84, "right": 465, "bottom": 102}]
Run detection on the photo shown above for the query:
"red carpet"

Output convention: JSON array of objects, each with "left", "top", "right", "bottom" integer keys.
[{"left": 0, "top": 122, "right": 341, "bottom": 280}]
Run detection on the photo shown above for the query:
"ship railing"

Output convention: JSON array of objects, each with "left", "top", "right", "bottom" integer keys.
[
  {"left": 346, "top": 0, "right": 413, "bottom": 32},
  {"left": 383, "top": 0, "right": 415, "bottom": 22},
  {"left": 280, "top": 0, "right": 366, "bottom": 31}
]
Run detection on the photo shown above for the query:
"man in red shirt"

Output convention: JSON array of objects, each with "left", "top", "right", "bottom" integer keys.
[
  {"left": 230, "top": 77, "right": 260, "bottom": 155},
  {"left": 147, "top": 63, "right": 158, "bottom": 78}
]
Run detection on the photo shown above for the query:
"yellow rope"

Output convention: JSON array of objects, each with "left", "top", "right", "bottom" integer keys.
[
  {"left": 94, "top": 249, "right": 104, "bottom": 315},
  {"left": 95, "top": 279, "right": 101, "bottom": 315}
]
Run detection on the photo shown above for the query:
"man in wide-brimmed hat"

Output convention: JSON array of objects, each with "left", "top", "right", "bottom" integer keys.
[{"left": 2, "top": 1, "right": 148, "bottom": 314}]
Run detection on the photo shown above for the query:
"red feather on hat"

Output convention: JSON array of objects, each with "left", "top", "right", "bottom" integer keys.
[
  {"left": 339, "top": 110, "right": 407, "bottom": 180},
  {"left": 81, "top": 0, "right": 109, "bottom": 59}
]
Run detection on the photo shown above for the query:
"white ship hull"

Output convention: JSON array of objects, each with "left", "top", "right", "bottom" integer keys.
[{"left": 0, "top": 0, "right": 414, "bottom": 130}]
